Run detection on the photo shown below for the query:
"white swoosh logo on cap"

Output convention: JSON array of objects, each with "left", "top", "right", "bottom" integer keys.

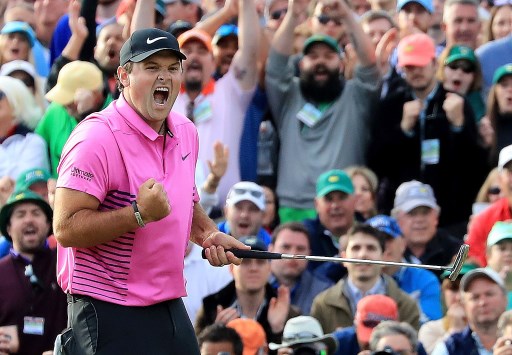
[{"left": 147, "top": 37, "right": 167, "bottom": 44}]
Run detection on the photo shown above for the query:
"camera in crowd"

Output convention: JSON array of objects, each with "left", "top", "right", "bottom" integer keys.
[{"left": 291, "top": 343, "right": 328, "bottom": 355}]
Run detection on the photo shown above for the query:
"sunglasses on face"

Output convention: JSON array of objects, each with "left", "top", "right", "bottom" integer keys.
[
  {"left": 231, "top": 188, "right": 264, "bottom": 199},
  {"left": 488, "top": 186, "right": 501, "bottom": 195},
  {"left": 446, "top": 61, "right": 475, "bottom": 74},
  {"left": 270, "top": 8, "right": 287, "bottom": 20},
  {"left": 361, "top": 319, "right": 382, "bottom": 328},
  {"left": 316, "top": 14, "right": 343, "bottom": 26}
]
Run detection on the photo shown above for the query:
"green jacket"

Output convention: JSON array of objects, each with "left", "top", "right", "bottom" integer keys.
[{"left": 310, "top": 274, "right": 420, "bottom": 333}]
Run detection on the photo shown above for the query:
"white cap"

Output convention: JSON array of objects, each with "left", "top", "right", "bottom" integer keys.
[
  {"left": 0, "top": 60, "right": 37, "bottom": 79},
  {"left": 392, "top": 180, "right": 439, "bottom": 214},
  {"left": 498, "top": 145, "right": 512, "bottom": 171},
  {"left": 460, "top": 267, "right": 506, "bottom": 292},
  {"left": 225, "top": 181, "right": 265, "bottom": 211}
]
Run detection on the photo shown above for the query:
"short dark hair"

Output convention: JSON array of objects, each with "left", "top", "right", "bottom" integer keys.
[
  {"left": 346, "top": 224, "right": 386, "bottom": 252},
  {"left": 197, "top": 324, "right": 243, "bottom": 355},
  {"left": 271, "top": 222, "right": 311, "bottom": 245}
]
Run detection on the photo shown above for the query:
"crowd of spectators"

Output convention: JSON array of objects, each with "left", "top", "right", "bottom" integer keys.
[{"left": 1, "top": 0, "right": 512, "bottom": 353}]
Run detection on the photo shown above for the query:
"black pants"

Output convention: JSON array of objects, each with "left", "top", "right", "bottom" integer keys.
[{"left": 58, "top": 294, "right": 200, "bottom": 355}]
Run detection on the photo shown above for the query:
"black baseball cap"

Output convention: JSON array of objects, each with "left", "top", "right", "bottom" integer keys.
[{"left": 120, "top": 28, "right": 187, "bottom": 66}]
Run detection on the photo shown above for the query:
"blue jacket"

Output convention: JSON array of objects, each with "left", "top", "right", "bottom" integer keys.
[
  {"left": 444, "top": 326, "right": 478, "bottom": 355},
  {"left": 217, "top": 221, "right": 272, "bottom": 247},
  {"left": 303, "top": 217, "right": 339, "bottom": 271},
  {"left": 393, "top": 266, "right": 442, "bottom": 323}
]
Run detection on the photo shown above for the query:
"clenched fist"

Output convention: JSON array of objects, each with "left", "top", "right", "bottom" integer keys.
[
  {"left": 136, "top": 178, "right": 171, "bottom": 224},
  {"left": 443, "top": 93, "right": 464, "bottom": 127},
  {"left": 401, "top": 99, "right": 422, "bottom": 133}
]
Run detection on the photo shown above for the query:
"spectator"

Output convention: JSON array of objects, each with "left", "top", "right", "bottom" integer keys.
[
  {"left": 212, "top": 24, "right": 238, "bottom": 80},
  {"left": 227, "top": 318, "right": 268, "bottom": 355},
  {"left": 173, "top": 21, "right": 258, "bottom": 204},
  {"left": 367, "top": 214, "right": 443, "bottom": 323},
  {"left": 346, "top": 166, "right": 379, "bottom": 221},
  {"left": 195, "top": 236, "right": 300, "bottom": 345},
  {"left": 441, "top": 0, "right": 481, "bottom": 49},
  {"left": 360, "top": 10, "right": 396, "bottom": 48},
  {"left": 369, "top": 33, "right": 487, "bottom": 235},
  {"left": 0, "top": 190, "right": 67, "bottom": 355},
  {"left": 311, "top": 224, "right": 420, "bottom": 333},
  {"left": 163, "top": 0, "right": 202, "bottom": 28},
  {"left": 269, "top": 222, "right": 333, "bottom": 314},
  {"left": 494, "top": 310, "right": 512, "bottom": 355},
  {"left": 197, "top": 323, "right": 244, "bottom": 355},
  {"left": 303, "top": 170, "right": 359, "bottom": 271},
  {"left": 0, "top": 21, "right": 36, "bottom": 69},
  {"left": 397, "top": 0, "right": 433, "bottom": 36},
  {"left": 265, "top": 0, "right": 380, "bottom": 223},
  {"left": 436, "top": 45, "right": 485, "bottom": 122},
  {"left": 218, "top": 181, "right": 272, "bottom": 246},
  {"left": 0, "top": 59, "right": 45, "bottom": 111},
  {"left": 474, "top": 167, "right": 502, "bottom": 204},
  {"left": 332, "top": 294, "right": 399, "bottom": 355},
  {"left": 467, "top": 144, "right": 512, "bottom": 266},
  {"left": 485, "top": 221, "right": 512, "bottom": 307},
  {"left": 392, "top": 181, "right": 462, "bottom": 279},
  {"left": 36, "top": 60, "right": 108, "bottom": 178},
  {"left": 14, "top": 168, "right": 51, "bottom": 203},
  {"left": 481, "top": 64, "right": 512, "bottom": 162},
  {"left": 431, "top": 268, "right": 508, "bottom": 354},
  {"left": 183, "top": 241, "right": 233, "bottom": 324},
  {"left": 262, "top": 185, "right": 280, "bottom": 233},
  {"left": 366, "top": 321, "right": 421, "bottom": 355},
  {"left": 0, "top": 76, "right": 48, "bottom": 180},
  {"left": 418, "top": 263, "right": 477, "bottom": 353},
  {"left": 484, "top": 4, "right": 511, "bottom": 43},
  {"left": 34, "top": 0, "right": 68, "bottom": 48},
  {"left": 268, "top": 316, "right": 338, "bottom": 355},
  {"left": 309, "top": 0, "right": 350, "bottom": 47}
]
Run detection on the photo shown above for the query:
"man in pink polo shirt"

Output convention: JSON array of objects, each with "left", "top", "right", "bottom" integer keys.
[{"left": 52, "top": 28, "right": 248, "bottom": 354}]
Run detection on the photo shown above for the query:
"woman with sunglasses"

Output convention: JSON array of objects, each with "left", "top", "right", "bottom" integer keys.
[{"left": 437, "top": 45, "right": 485, "bottom": 122}]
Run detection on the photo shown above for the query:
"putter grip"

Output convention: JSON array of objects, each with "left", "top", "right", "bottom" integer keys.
[{"left": 201, "top": 249, "right": 283, "bottom": 260}]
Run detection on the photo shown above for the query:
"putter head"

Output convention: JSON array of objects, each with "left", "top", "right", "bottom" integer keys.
[{"left": 448, "top": 244, "right": 470, "bottom": 281}]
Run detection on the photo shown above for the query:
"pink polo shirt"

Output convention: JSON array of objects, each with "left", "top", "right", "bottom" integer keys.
[{"left": 56, "top": 94, "right": 199, "bottom": 306}]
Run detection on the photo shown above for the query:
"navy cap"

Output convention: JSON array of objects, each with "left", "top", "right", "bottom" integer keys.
[
  {"left": 239, "top": 236, "right": 267, "bottom": 252},
  {"left": 120, "top": 28, "right": 186, "bottom": 66}
]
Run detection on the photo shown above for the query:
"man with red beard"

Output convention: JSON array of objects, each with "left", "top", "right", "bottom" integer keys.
[
  {"left": 368, "top": 33, "right": 488, "bottom": 237},
  {"left": 265, "top": 0, "right": 380, "bottom": 223}
]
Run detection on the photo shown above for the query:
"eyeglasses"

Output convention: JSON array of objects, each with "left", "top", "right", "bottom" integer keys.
[
  {"left": 270, "top": 8, "right": 287, "bottom": 20},
  {"left": 446, "top": 61, "right": 475, "bottom": 74},
  {"left": 231, "top": 188, "right": 264, "bottom": 199},
  {"left": 316, "top": 14, "right": 343, "bottom": 26},
  {"left": 488, "top": 186, "right": 501, "bottom": 195}
]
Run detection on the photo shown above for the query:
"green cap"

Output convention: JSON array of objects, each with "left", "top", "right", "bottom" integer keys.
[
  {"left": 444, "top": 45, "right": 477, "bottom": 65},
  {"left": 316, "top": 169, "right": 354, "bottom": 197},
  {"left": 493, "top": 63, "right": 512, "bottom": 84},
  {"left": 441, "top": 262, "right": 477, "bottom": 280},
  {"left": 487, "top": 221, "right": 512, "bottom": 247},
  {"left": 0, "top": 190, "right": 52, "bottom": 242},
  {"left": 303, "top": 34, "right": 340, "bottom": 55},
  {"left": 15, "top": 168, "right": 51, "bottom": 192}
]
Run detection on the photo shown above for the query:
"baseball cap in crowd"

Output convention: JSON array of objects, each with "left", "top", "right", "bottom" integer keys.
[
  {"left": 178, "top": 29, "right": 213, "bottom": 52},
  {"left": 355, "top": 295, "right": 399, "bottom": 344},
  {"left": 0, "top": 190, "right": 53, "bottom": 241},
  {"left": 397, "top": 0, "right": 434, "bottom": 13},
  {"left": 392, "top": 180, "right": 439, "bottom": 214},
  {"left": 15, "top": 168, "right": 51, "bottom": 192},
  {"left": 498, "top": 144, "right": 512, "bottom": 170},
  {"left": 1, "top": 21, "right": 36, "bottom": 47},
  {"left": 493, "top": 63, "right": 512, "bottom": 84},
  {"left": 269, "top": 316, "right": 338, "bottom": 354},
  {"left": 226, "top": 181, "right": 265, "bottom": 211},
  {"left": 366, "top": 215, "right": 403, "bottom": 239},
  {"left": 0, "top": 60, "right": 37, "bottom": 79},
  {"left": 440, "top": 262, "right": 477, "bottom": 280},
  {"left": 226, "top": 318, "right": 267, "bottom": 355},
  {"left": 212, "top": 24, "right": 239, "bottom": 45},
  {"left": 316, "top": 170, "right": 354, "bottom": 197},
  {"left": 460, "top": 267, "right": 506, "bottom": 292},
  {"left": 238, "top": 236, "right": 267, "bottom": 251},
  {"left": 444, "top": 45, "right": 477, "bottom": 65},
  {"left": 487, "top": 222, "right": 512, "bottom": 247},
  {"left": 397, "top": 33, "right": 435, "bottom": 68},
  {"left": 45, "top": 61, "right": 103, "bottom": 106},
  {"left": 168, "top": 20, "right": 193, "bottom": 38},
  {"left": 303, "top": 34, "right": 340, "bottom": 55},
  {"left": 120, "top": 28, "right": 186, "bottom": 66}
]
